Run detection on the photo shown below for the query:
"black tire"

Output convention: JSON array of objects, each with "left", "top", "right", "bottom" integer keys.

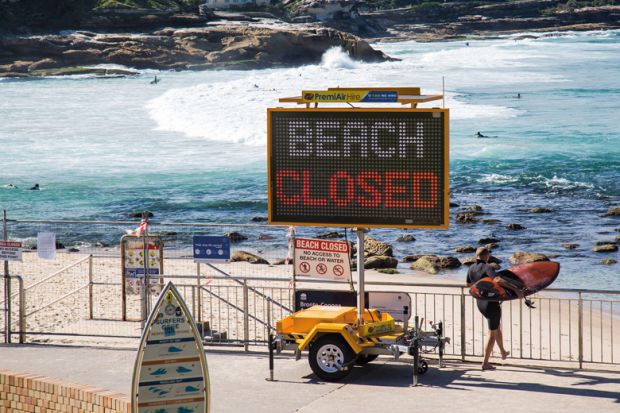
[
  {"left": 418, "top": 360, "right": 428, "bottom": 374},
  {"left": 355, "top": 354, "right": 379, "bottom": 365},
  {"left": 308, "top": 335, "right": 355, "bottom": 381}
]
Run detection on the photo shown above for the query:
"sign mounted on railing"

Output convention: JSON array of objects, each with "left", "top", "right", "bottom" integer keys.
[
  {"left": 293, "top": 237, "right": 351, "bottom": 282},
  {"left": 267, "top": 108, "right": 449, "bottom": 228},
  {"left": 193, "top": 235, "right": 230, "bottom": 263},
  {"left": 131, "top": 282, "right": 210, "bottom": 413},
  {"left": 0, "top": 241, "right": 22, "bottom": 262}
]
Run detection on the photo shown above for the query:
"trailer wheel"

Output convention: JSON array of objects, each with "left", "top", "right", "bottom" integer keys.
[
  {"left": 355, "top": 354, "right": 379, "bottom": 365},
  {"left": 309, "top": 335, "right": 354, "bottom": 381}
]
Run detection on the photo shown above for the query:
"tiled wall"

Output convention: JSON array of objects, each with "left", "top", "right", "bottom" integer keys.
[{"left": 0, "top": 369, "right": 130, "bottom": 413}]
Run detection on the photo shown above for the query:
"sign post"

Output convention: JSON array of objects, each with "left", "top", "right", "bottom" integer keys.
[
  {"left": 356, "top": 228, "right": 366, "bottom": 324},
  {"left": 3, "top": 210, "right": 10, "bottom": 343}
]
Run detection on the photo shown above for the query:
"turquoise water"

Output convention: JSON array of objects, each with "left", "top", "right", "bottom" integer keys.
[{"left": 1, "top": 30, "right": 619, "bottom": 289}]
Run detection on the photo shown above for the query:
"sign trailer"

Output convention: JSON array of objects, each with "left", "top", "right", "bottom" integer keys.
[{"left": 267, "top": 87, "right": 451, "bottom": 386}]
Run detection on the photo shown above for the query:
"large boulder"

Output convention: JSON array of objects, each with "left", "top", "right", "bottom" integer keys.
[
  {"left": 396, "top": 234, "right": 415, "bottom": 242},
  {"left": 364, "top": 255, "right": 398, "bottom": 269},
  {"left": 562, "top": 243, "right": 579, "bottom": 250},
  {"left": 509, "top": 251, "right": 550, "bottom": 265},
  {"left": 364, "top": 237, "right": 393, "bottom": 257},
  {"left": 592, "top": 244, "right": 618, "bottom": 253},
  {"left": 507, "top": 223, "right": 526, "bottom": 230},
  {"left": 600, "top": 259, "right": 617, "bottom": 265},
  {"left": 603, "top": 207, "right": 620, "bottom": 216},
  {"left": 231, "top": 250, "right": 269, "bottom": 264},
  {"left": 409, "top": 255, "right": 461, "bottom": 274}
]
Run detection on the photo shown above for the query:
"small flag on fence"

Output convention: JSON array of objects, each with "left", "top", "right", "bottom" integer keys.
[{"left": 126, "top": 219, "right": 148, "bottom": 236}]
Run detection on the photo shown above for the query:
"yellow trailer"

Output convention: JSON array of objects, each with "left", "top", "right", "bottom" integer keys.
[{"left": 272, "top": 305, "right": 449, "bottom": 384}]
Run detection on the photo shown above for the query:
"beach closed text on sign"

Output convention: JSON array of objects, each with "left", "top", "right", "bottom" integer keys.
[
  {"left": 293, "top": 238, "right": 351, "bottom": 281},
  {"left": 0, "top": 241, "right": 22, "bottom": 262},
  {"left": 268, "top": 108, "right": 449, "bottom": 228}
]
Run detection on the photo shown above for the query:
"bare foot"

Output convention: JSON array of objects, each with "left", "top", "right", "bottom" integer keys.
[
  {"left": 482, "top": 364, "right": 496, "bottom": 371},
  {"left": 501, "top": 350, "right": 510, "bottom": 360}
]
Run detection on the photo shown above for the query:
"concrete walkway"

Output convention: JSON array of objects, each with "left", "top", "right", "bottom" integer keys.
[{"left": 1, "top": 344, "right": 619, "bottom": 413}]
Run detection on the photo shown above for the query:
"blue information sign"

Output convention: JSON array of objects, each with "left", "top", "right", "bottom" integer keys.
[{"left": 193, "top": 235, "right": 231, "bottom": 262}]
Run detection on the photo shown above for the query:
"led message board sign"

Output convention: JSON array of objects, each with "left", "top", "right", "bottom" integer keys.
[{"left": 267, "top": 108, "right": 449, "bottom": 228}]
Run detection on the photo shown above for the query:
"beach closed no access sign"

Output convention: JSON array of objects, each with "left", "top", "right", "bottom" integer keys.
[
  {"left": 294, "top": 238, "right": 351, "bottom": 281},
  {"left": 0, "top": 241, "right": 22, "bottom": 262}
]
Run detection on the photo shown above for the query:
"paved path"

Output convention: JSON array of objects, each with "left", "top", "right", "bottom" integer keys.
[{"left": 1, "top": 344, "right": 619, "bottom": 413}]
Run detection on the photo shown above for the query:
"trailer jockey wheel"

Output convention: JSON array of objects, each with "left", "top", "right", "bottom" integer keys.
[
  {"left": 355, "top": 354, "right": 379, "bottom": 365},
  {"left": 309, "top": 335, "right": 355, "bottom": 381},
  {"left": 418, "top": 360, "right": 428, "bottom": 374}
]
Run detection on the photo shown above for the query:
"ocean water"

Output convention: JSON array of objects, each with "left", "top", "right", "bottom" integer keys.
[{"left": 1, "top": 30, "right": 619, "bottom": 290}]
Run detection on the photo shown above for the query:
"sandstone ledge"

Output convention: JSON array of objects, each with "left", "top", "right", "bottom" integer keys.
[{"left": 0, "top": 25, "right": 394, "bottom": 78}]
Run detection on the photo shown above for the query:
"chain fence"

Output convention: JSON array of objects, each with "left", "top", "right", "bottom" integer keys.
[{"left": 1, "top": 216, "right": 619, "bottom": 369}]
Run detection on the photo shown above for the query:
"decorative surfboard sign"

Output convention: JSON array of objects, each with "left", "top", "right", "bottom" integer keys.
[{"left": 132, "top": 282, "right": 210, "bottom": 413}]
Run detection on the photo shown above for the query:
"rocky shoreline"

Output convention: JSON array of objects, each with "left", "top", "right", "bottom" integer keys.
[
  {"left": 0, "top": 25, "right": 393, "bottom": 78},
  {"left": 1, "top": 2, "right": 619, "bottom": 78}
]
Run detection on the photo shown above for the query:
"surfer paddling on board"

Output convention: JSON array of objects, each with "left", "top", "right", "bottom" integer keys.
[{"left": 467, "top": 247, "right": 523, "bottom": 370}]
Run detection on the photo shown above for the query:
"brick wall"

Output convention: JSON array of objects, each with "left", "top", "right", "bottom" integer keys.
[{"left": 0, "top": 369, "right": 130, "bottom": 413}]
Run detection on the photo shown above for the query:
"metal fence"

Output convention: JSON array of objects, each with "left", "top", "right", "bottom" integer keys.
[{"left": 1, "top": 217, "right": 619, "bottom": 369}]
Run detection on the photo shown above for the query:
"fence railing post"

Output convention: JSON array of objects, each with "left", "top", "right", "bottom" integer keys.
[
  {"left": 15, "top": 276, "right": 25, "bottom": 344},
  {"left": 243, "top": 280, "right": 249, "bottom": 352},
  {"left": 519, "top": 297, "right": 523, "bottom": 359},
  {"left": 88, "top": 254, "right": 93, "bottom": 320},
  {"left": 196, "top": 263, "right": 202, "bottom": 323},
  {"left": 578, "top": 292, "right": 583, "bottom": 369},
  {"left": 460, "top": 288, "right": 466, "bottom": 362}
]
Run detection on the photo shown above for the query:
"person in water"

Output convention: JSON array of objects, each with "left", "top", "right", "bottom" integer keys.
[
  {"left": 475, "top": 131, "right": 488, "bottom": 138},
  {"left": 467, "top": 247, "right": 522, "bottom": 370},
  {"left": 29, "top": 183, "right": 40, "bottom": 190}
]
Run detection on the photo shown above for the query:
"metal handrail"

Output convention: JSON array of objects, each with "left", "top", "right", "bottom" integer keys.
[{"left": 9, "top": 219, "right": 289, "bottom": 229}]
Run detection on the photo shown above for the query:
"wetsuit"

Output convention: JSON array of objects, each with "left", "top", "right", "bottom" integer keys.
[{"left": 467, "top": 260, "right": 501, "bottom": 330}]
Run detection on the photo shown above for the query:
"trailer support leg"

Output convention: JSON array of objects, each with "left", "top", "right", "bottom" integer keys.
[{"left": 267, "top": 333, "right": 275, "bottom": 382}]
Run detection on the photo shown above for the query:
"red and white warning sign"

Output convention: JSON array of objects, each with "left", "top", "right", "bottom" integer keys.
[
  {"left": 0, "top": 241, "right": 22, "bottom": 262},
  {"left": 294, "top": 238, "right": 351, "bottom": 282}
]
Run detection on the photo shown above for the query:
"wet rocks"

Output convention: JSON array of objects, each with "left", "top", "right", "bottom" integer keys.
[
  {"left": 456, "top": 212, "right": 480, "bottom": 224},
  {"left": 316, "top": 231, "right": 343, "bottom": 239},
  {"left": 600, "top": 259, "right": 617, "bottom": 265},
  {"left": 450, "top": 202, "right": 460, "bottom": 208},
  {"left": 592, "top": 244, "right": 618, "bottom": 253},
  {"left": 562, "top": 243, "right": 579, "bottom": 250},
  {"left": 396, "top": 234, "right": 415, "bottom": 242},
  {"left": 527, "top": 207, "right": 553, "bottom": 213},
  {"left": 409, "top": 255, "right": 461, "bottom": 274},
  {"left": 455, "top": 245, "right": 476, "bottom": 253},
  {"left": 603, "top": 207, "right": 620, "bottom": 217},
  {"left": 507, "top": 223, "right": 526, "bottom": 230},
  {"left": 482, "top": 219, "right": 501, "bottom": 224},
  {"left": 231, "top": 250, "right": 269, "bottom": 264},
  {"left": 250, "top": 216, "right": 267, "bottom": 222},
  {"left": 465, "top": 204, "right": 484, "bottom": 213},
  {"left": 364, "top": 237, "right": 393, "bottom": 257},
  {"left": 364, "top": 255, "right": 398, "bottom": 269},
  {"left": 129, "top": 211, "right": 154, "bottom": 218},
  {"left": 508, "top": 251, "right": 550, "bottom": 265},
  {"left": 226, "top": 232, "right": 248, "bottom": 242},
  {"left": 478, "top": 237, "right": 499, "bottom": 244}
]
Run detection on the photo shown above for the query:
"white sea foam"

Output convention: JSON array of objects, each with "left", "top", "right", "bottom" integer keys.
[
  {"left": 320, "top": 47, "right": 358, "bottom": 69},
  {"left": 478, "top": 174, "right": 519, "bottom": 184},
  {"left": 146, "top": 46, "right": 524, "bottom": 145}
]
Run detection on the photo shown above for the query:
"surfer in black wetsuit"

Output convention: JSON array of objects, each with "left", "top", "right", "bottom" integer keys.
[{"left": 467, "top": 247, "right": 519, "bottom": 370}]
